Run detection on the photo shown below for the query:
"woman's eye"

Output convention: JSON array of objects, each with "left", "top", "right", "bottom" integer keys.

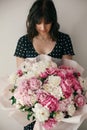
[
  {"left": 36, "top": 22, "right": 41, "bottom": 25},
  {"left": 45, "top": 21, "right": 51, "bottom": 24}
]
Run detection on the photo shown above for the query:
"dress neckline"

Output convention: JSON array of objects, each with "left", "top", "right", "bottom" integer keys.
[{"left": 30, "top": 40, "right": 57, "bottom": 55}]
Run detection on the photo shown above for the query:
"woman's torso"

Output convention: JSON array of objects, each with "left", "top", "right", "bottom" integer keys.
[{"left": 14, "top": 31, "right": 74, "bottom": 59}]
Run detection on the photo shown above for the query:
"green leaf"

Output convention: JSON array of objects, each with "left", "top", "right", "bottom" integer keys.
[
  {"left": 27, "top": 112, "right": 33, "bottom": 120},
  {"left": 50, "top": 112, "right": 56, "bottom": 118},
  {"left": 9, "top": 85, "right": 17, "bottom": 93},
  {"left": 20, "top": 105, "right": 26, "bottom": 110},
  {"left": 10, "top": 96, "right": 16, "bottom": 104},
  {"left": 73, "top": 91, "right": 77, "bottom": 96},
  {"left": 32, "top": 116, "right": 35, "bottom": 120}
]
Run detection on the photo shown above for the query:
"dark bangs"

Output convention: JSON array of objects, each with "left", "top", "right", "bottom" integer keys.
[
  {"left": 33, "top": 8, "right": 54, "bottom": 24},
  {"left": 34, "top": 13, "right": 53, "bottom": 24}
]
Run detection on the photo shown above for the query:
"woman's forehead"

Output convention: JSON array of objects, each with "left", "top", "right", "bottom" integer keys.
[{"left": 35, "top": 17, "right": 52, "bottom": 24}]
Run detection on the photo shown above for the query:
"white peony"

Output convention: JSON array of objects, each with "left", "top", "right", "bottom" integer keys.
[
  {"left": 25, "top": 71, "right": 35, "bottom": 78},
  {"left": 43, "top": 84, "right": 53, "bottom": 93},
  {"left": 51, "top": 86, "right": 64, "bottom": 99},
  {"left": 78, "top": 77, "right": 87, "bottom": 91},
  {"left": 44, "top": 84, "right": 64, "bottom": 99},
  {"left": 20, "top": 61, "right": 32, "bottom": 72},
  {"left": 55, "top": 112, "right": 64, "bottom": 121},
  {"left": 28, "top": 90, "right": 37, "bottom": 105},
  {"left": 9, "top": 73, "right": 17, "bottom": 85},
  {"left": 31, "top": 61, "right": 50, "bottom": 76},
  {"left": 15, "top": 76, "right": 25, "bottom": 86},
  {"left": 48, "top": 75, "right": 61, "bottom": 87},
  {"left": 50, "top": 61, "right": 57, "bottom": 68},
  {"left": 16, "top": 99, "right": 25, "bottom": 107},
  {"left": 32, "top": 103, "right": 50, "bottom": 122},
  {"left": 67, "top": 104, "right": 76, "bottom": 116}
]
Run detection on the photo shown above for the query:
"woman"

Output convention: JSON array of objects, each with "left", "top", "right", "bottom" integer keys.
[{"left": 14, "top": 0, "right": 75, "bottom": 129}]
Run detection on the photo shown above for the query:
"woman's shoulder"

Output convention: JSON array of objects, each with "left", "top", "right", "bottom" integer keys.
[
  {"left": 18, "top": 34, "right": 31, "bottom": 43},
  {"left": 58, "top": 31, "right": 70, "bottom": 39}
]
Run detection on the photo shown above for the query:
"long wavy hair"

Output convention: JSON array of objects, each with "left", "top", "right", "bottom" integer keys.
[{"left": 26, "top": 0, "right": 60, "bottom": 41}]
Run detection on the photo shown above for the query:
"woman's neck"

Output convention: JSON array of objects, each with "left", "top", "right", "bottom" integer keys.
[{"left": 37, "top": 34, "right": 52, "bottom": 41}]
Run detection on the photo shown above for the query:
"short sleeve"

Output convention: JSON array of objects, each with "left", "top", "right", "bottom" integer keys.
[
  {"left": 14, "top": 36, "right": 27, "bottom": 58},
  {"left": 62, "top": 34, "right": 75, "bottom": 56}
]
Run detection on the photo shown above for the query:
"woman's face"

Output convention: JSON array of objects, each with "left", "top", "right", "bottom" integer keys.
[{"left": 35, "top": 18, "right": 52, "bottom": 36}]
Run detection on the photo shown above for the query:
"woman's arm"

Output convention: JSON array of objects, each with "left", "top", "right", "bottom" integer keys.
[
  {"left": 16, "top": 57, "right": 25, "bottom": 68},
  {"left": 62, "top": 55, "right": 73, "bottom": 60}
]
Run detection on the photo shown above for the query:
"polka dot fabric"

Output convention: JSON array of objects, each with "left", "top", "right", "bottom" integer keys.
[
  {"left": 24, "top": 121, "right": 35, "bottom": 130},
  {"left": 14, "top": 31, "right": 75, "bottom": 59}
]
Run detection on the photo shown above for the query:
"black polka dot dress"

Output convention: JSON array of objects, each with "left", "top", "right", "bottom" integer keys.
[
  {"left": 14, "top": 31, "right": 75, "bottom": 59},
  {"left": 24, "top": 121, "right": 35, "bottom": 130},
  {"left": 14, "top": 31, "right": 75, "bottom": 130}
]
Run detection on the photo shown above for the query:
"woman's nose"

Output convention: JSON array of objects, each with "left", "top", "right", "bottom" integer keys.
[{"left": 40, "top": 23, "right": 46, "bottom": 31}]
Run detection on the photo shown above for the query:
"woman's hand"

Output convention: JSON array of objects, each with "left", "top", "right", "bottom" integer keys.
[
  {"left": 62, "top": 55, "right": 73, "bottom": 60},
  {"left": 16, "top": 57, "right": 25, "bottom": 68}
]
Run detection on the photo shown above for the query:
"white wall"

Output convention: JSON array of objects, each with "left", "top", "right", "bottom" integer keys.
[{"left": 0, "top": 0, "right": 87, "bottom": 130}]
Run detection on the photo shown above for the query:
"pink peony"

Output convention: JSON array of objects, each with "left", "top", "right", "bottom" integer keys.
[
  {"left": 18, "top": 79, "right": 30, "bottom": 91},
  {"left": 14, "top": 79, "right": 35, "bottom": 106},
  {"left": 60, "top": 79, "right": 72, "bottom": 98},
  {"left": 29, "top": 77, "right": 42, "bottom": 90},
  {"left": 40, "top": 72, "right": 48, "bottom": 78},
  {"left": 56, "top": 69, "right": 67, "bottom": 79},
  {"left": 59, "top": 101, "right": 67, "bottom": 111},
  {"left": 43, "top": 118, "right": 57, "bottom": 130},
  {"left": 59, "top": 97, "right": 72, "bottom": 111},
  {"left": 17, "top": 69, "right": 23, "bottom": 77},
  {"left": 46, "top": 67, "right": 58, "bottom": 75},
  {"left": 37, "top": 91, "right": 59, "bottom": 112},
  {"left": 75, "top": 95, "right": 85, "bottom": 107},
  {"left": 72, "top": 78, "right": 82, "bottom": 91},
  {"left": 14, "top": 88, "right": 31, "bottom": 106},
  {"left": 36, "top": 90, "right": 49, "bottom": 102},
  {"left": 57, "top": 66, "right": 77, "bottom": 79}
]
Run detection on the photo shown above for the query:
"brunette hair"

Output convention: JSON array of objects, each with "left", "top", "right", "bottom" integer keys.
[{"left": 26, "top": 0, "right": 60, "bottom": 41}]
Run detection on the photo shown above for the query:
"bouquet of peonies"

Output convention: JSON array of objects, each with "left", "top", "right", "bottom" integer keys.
[{"left": 9, "top": 55, "right": 87, "bottom": 130}]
